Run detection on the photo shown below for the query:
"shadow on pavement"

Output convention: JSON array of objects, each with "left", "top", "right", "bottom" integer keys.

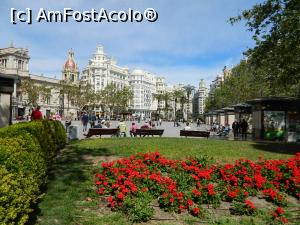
[{"left": 249, "top": 141, "right": 300, "bottom": 155}]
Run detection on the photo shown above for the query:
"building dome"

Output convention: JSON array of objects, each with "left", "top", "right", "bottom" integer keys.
[
  {"left": 64, "top": 49, "right": 77, "bottom": 72},
  {"left": 131, "top": 69, "right": 144, "bottom": 76}
]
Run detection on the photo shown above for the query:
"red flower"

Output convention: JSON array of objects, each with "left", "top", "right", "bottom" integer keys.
[
  {"left": 97, "top": 188, "right": 105, "bottom": 195},
  {"left": 276, "top": 207, "right": 284, "bottom": 215},
  {"left": 192, "top": 207, "right": 199, "bottom": 215},
  {"left": 207, "top": 184, "right": 215, "bottom": 196},
  {"left": 142, "top": 187, "right": 148, "bottom": 192},
  {"left": 117, "top": 192, "right": 124, "bottom": 200},
  {"left": 245, "top": 199, "right": 255, "bottom": 209},
  {"left": 187, "top": 199, "right": 193, "bottom": 206},
  {"left": 192, "top": 189, "right": 201, "bottom": 197}
]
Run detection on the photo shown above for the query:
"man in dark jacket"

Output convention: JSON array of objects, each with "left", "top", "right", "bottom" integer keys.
[
  {"left": 232, "top": 120, "right": 239, "bottom": 138},
  {"left": 240, "top": 119, "right": 248, "bottom": 139},
  {"left": 81, "top": 112, "right": 89, "bottom": 132}
]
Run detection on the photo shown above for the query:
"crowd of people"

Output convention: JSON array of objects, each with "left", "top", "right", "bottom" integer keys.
[
  {"left": 25, "top": 106, "right": 250, "bottom": 140},
  {"left": 210, "top": 119, "right": 249, "bottom": 139}
]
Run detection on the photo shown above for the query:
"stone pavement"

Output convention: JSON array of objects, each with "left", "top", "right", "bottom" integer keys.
[{"left": 65, "top": 120, "right": 212, "bottom": 140}]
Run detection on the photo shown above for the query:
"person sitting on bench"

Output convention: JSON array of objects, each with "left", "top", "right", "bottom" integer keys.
[
  {"left": 130, "top": 122, "right": 137, "bottom": 137},
  {"left": 183, "top": 122, "right": 191, "bottom": 130},
  {"left": 118, "top": 119, "right": 127, "bottom": 137}
]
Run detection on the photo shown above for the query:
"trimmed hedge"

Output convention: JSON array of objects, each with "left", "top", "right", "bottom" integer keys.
[{"left": 0, "top": 120, "right": 66, "bottom": 225}]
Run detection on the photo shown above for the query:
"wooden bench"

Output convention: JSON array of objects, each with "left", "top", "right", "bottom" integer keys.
[
  {"left": 135, "top": 129, "right": 164, "bottom": 137},
  {"left": 180, "top": 130, "right": 210, "bottom": 138},
  {"left": 85, "top": 128, "right": 119, "bottom": 138}
]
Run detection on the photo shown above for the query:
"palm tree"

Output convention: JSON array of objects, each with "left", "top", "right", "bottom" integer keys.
[
  {"left": 172, "top": 89, "right": 185, "bottom": 120},
  {"left": 163, "top": 92, "right": 172, "bottom": 120},
  {"left": 153, "top": 93, "right": 164, "bottom": 118},
  {"left": 183, "top": 85, "right": 195, "bottom": 120}
]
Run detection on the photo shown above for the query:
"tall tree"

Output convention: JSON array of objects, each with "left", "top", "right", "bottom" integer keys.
[
  {"left": 20, "top": 78, "right": 51, "bottom": 108},
  {"left": 163, "top": 92, "right": 172, "bottom": 120},
  {"left": 230, "top": 0, "right": 300, "bottom": 96},
  {"left": 172, "top": 89, "right": 185, "bottom": 120},
  {"left": 153, "top": 93, "right": 164, "bottom": 117},
  {"left": 183, "top": 85, "right": 195, "bottom": 119}
]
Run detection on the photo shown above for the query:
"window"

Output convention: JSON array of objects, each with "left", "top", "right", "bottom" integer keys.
[{"left": 70, "top": 74, "right": 74, "bottom": 82}]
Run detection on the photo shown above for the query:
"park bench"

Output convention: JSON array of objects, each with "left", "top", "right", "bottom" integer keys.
[
  {"left": 135, "top": 129, "right": 164, "bottom": 137},
  {"left": 180, "top": 130, "right": 210, "bottom": 138},
  {"left": 85, "top": 128, "right": 119, "bottom": 138}
]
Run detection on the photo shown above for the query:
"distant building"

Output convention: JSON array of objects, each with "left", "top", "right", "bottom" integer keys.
[
  {"left": 130, "top": 69, "right": 157, "bottom": 118},
  {"left": 0, "top": 44, "right": 78, "bottom": 120},
  {"left": 208, "top": 66, "right": 231, "bottom": 99},
  {"left": 81, "top": 45, "right": 130, "bottom": 93},
  {"left": 193, "top": 79, "right": 208, "bottom": 117}
]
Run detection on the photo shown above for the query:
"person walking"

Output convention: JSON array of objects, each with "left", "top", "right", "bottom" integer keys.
[
  {"left": 232, "top": 120, "right": 239, "bottom": 138},
  {"left": 81, "top": 112, "right": 89, "bottom": 132},
  {"left": 31, "top": 106, "right": 43, "bottom": 120},
  {"left": 89, "top": 113, "right": 96, "bottom": 128},
  {"left": 197, "top": 119, "right": 201, "bottom": 127},
  {"left": 240, "top": 119, "right": 248, "bottom": 139}
]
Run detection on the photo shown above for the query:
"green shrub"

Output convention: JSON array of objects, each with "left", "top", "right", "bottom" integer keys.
[
  {"left": 0, "top": 120, "right": 66, "bottom": 225},
  {"left": 0, "top": 166, "right": 33, "bottom": 225},
  {"left": 0, "top": 120, "right": 66, "bottom": 161}
]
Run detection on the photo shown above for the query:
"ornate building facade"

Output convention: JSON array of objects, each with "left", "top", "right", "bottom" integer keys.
[
  {"left": 0, "top": 44, "right": 78, "bottom": 122},
  {"left": 81, "top": 45, "right": 130, "bottom": 93}
]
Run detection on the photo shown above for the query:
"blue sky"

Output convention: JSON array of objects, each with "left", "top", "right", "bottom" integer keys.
[{"left": 0, "top": 0, "right": 264, "bottom": 86}]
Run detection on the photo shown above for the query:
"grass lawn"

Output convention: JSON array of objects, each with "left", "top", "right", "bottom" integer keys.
[{"left": 29, "top": 138, "right": 299, "bottom": 225}]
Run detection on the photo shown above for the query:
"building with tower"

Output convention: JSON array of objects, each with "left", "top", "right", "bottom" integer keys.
[
  {"left": 193, "top": 79, "right": 208, "bottom": 118},
  {"left": 62, "top": 49, "right": 79, "bottom": 83},
  {"left": 0, "top": 44, "right": 80, "bottom": 122}
]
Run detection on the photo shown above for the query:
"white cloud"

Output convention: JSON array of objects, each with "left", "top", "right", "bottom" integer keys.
[{"left": 0, "top": 0, "right": 262, "bottom": 86}]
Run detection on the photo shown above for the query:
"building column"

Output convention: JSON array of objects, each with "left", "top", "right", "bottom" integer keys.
[{"left": 12, "top": 80, "right": 17, "bottom": 118}]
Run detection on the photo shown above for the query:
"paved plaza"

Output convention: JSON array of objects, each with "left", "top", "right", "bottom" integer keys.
[
  {"left": 65, "top": 120, "right": 210, "bottom": 139},
  {"left": 63, "top": 120, "right": 253, "bottom": 141}
]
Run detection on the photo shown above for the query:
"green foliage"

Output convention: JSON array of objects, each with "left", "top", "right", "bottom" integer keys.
[
  {"left": 121, "top": 192, "right": 154, "bottom": 222},
  {"left": 231, "top": 201, "right": 257, "bottom": 216},
  {"left": 230, "top": 0, "right": 300, "bottom": 96},
  {"left": 0, "top": 120, "right": 66, "bottom": 225},
  {"left": 97, "top": 83, "right": 133, "bottom": 116},
  {"left": 20, "top": 78, "right": 53, "bottom": 108}
]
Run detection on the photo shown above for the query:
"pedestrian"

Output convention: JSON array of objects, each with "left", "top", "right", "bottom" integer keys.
[
  {"left": 31, "top": 106, "right": 43, "bottom": 120},
  {"left": 89, "top": 113, "right": 96, "bottom": 128},
  {"left": 197, "top": 119, "right": 201, "bottom": 127},
  {"left": 232, "top": 120, "right": 239, "bottom": 138},
  {"left": 130, "top": 122, "right": 137, "bottom": 137},
  {"left": 81, "top": 112, "right": 89, "bottom": 132},
  {"left": 65, "top": 114, "right": 72, "bottom": 131},
  {"left": 118, "top": 119, "right": 127, "bottom": 137},
  {"left": 159, "top": 118, "right": 162, "bottom": 126},
  {"left": 240, "top": 119, "right": 248, "bottom": 139}
]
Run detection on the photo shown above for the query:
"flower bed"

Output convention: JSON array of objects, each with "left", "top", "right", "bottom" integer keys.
[{"left": 94, "top": 152, "right": 300, "bottom": 223}]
